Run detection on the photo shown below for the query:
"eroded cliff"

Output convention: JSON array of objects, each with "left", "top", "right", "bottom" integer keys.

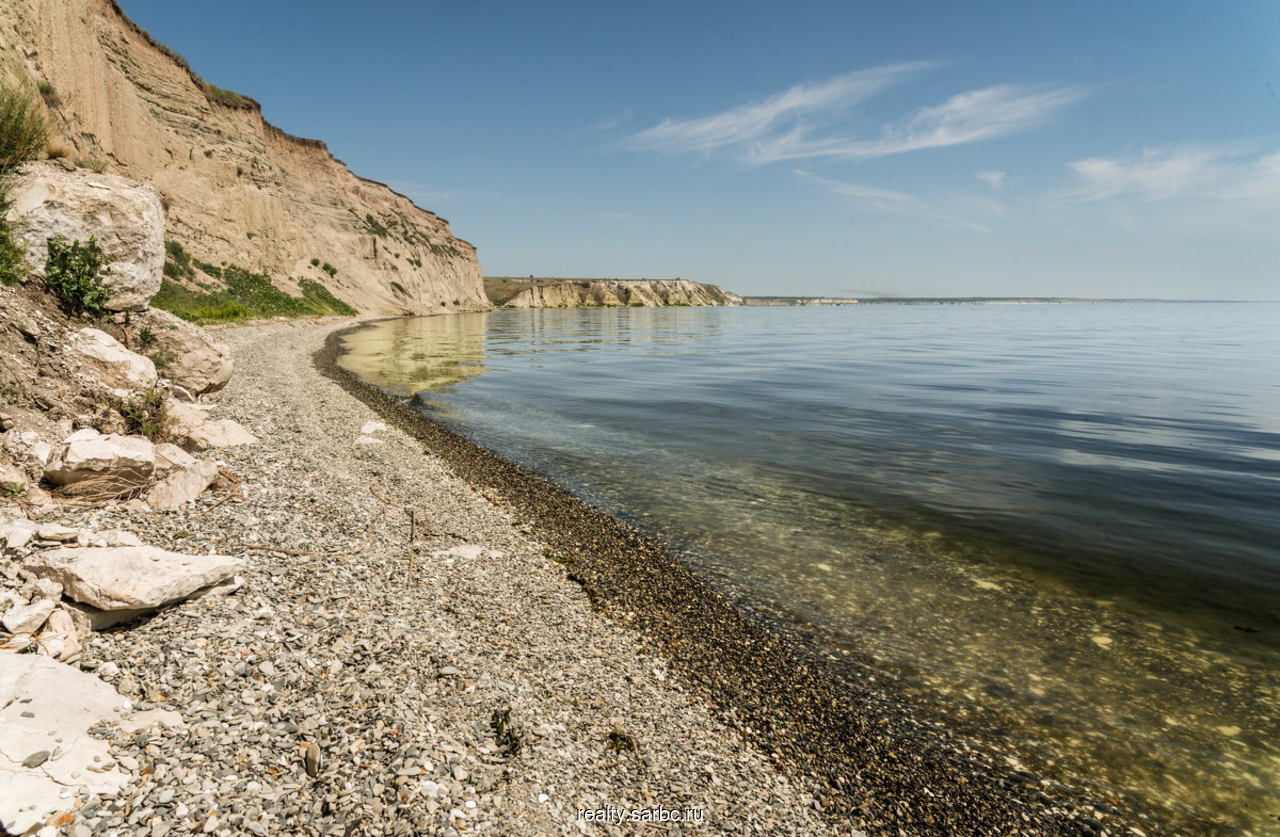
[
  {"left": 487, "top": 278, "right": 741, "bottom": 309},
  {"left": 0, "top": 0, "right": 485, "bottom": 315}
]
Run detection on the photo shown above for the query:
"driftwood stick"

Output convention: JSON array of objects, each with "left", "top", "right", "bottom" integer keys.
[
  {"left": 196, "top": 484, "right": 240, "bottom": 517},
  {"left": 247, "top": 536, "right": 372, "bottom": 557}
]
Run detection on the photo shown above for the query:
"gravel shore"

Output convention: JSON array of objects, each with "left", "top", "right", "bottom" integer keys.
[
  {"left": 49, "top": 319, "right": 838, "bottom": 837},
  {"left": 48, "top": 318, "right": 1167, "bottom": 837}
]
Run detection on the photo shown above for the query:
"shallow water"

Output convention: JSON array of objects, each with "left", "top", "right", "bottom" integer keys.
[{"left": 340, "top": 304, "right": 1280, "bottom": 833}]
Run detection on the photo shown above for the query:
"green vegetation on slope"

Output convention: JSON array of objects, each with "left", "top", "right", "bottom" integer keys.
[
  {"left": 0, "top": 84, "right": 48, "bottom": 285},
  {"left": 153, "top": 241, "right": 357, "bottom": 323}
]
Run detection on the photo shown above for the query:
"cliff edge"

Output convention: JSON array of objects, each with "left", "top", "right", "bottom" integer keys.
[
  {"left": 486, "top": 277, "right": 742, "bottom": 309},
  {"left": 0, "top": 0, "right": 485, "bottom": 316}
]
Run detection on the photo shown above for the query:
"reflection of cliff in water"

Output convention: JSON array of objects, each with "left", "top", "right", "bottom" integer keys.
[{"left": 337, "top": 314, "right": 488, "bottom": 396}]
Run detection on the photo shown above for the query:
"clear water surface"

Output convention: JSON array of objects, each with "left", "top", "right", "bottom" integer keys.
[{"left": 340, "top": 304, "right": 1280, "bottom": 834}]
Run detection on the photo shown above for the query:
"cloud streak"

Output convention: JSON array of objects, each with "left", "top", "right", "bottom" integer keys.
[
  {"left": 630, "top": 68, "right": 1086, "bottom": 165},
  {"left": 630, "top": 62, "right": 936, "bottom": 156},
  {"left": 1064, "top": 146, "right": 1280, "bottom": 206}
]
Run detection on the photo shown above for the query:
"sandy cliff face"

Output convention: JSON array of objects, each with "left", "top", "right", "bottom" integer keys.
[
  {"left": 495, "top": 279, "right": 741, "bottom": 309},
  {"left": 0, "top": 0, "right": 485, "bottom": 315}
]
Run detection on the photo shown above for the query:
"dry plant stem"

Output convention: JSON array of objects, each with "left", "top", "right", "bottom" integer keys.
[
  {"left": 246, "top": 536, "right": 372, "bottom": 557},
  {"left": 406, "top": 507, "right": 418, "bottom": 584},
  {"left": 196, "top": 484, "right": 239, "bottom": 517}
]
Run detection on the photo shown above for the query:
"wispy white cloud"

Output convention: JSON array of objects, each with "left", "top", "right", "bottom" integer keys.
[
  {"left": 796, "top": 170, "right": 993, "bottom": 233},
  {"left": 631, "top": 62, "right": 936, "bottom": 156},
  {"left": 1065, "top": 148, "right": 1219, "bottom": 201},
  {"left": 630, "top": 69, "right": 1086, "bottom": 165},
  {"left": 1064, "top": 146, "right": 1280, "bottom": 207},
  {"left": 976, "top": 170, "right": 1007, "bottom": 191}
]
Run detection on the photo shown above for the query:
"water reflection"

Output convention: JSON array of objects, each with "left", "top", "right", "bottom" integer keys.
[{"left": 338, "top": 314, "right": 488, "bottom": 395}]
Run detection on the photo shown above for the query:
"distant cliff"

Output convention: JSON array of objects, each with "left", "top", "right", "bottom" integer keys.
[
  {"left": 0, "top": 0, "right": 486, "bottom": 315},
  {"left": 487, "top": 278, "right": 742, "bottom": 309}
]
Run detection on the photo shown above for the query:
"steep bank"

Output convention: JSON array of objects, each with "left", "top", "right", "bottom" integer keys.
[
  {"left": 0, "top": 0, "right": 485, "bottom": 316},
  {"left": 487, "top": 277, "right": 741, "bottom": 309}
]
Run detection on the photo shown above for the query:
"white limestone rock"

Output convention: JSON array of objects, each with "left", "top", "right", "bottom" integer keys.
[
  {"left": 144, "top": 460, "right": 219, "bottom": 510},
  {"left": 43, "top": 428, "right": 155, "bottom": 487},
  {"left": 24, "top": 545, "right": 243, "bottom": 611},
  {"left": 0, "top": 654, "right": 133, "bottom": 834},
  {"left": 154, "top": 442, "right": 197, "bottom": 471},
  {"left": 4, "top": 163, "right": 165, "bottom": 310},
  {"left": 166, "top": 401, "right": 257, "bottom": 452},
  {"left": 130, "top": 307, "right": 234, "bottom": 394},
  {"left": 68, "top": 328, "right": 157, "bottom": 391},
  {"left": 1, "top": 598, "right": 55, "bottom": 635}
]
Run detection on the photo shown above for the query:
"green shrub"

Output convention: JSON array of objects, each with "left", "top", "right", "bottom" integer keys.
[
  {"left": 321, "top": 262, "right": 337, "bottom": 277},
  {"left": 37, "top": 82, "right": 55, "bottom": 97},
  {"left": 113, "top": 387, "right": 171, "bottom": 441},
  {"left": 45, "top": 236, "right": 110, "bottom": 315},
  {"left": 0, "top": 182, "right": 26, "bottom": 286},
  {"left": 390, "top": 281, "right": 407, "bottom": 296},
  {"left": 148, "top": 347, "right": 176, "bottom": 370},
  {"left": 74, "top": 158, "right": 108, "bottom": 173},
  {"left": 0, "top": 87, "right": 48, "bottom": 170},
  {"left": 310, "top": 257, "right": 320, "bottom": 267},
  {"left": 137, "top": 325, "right": 158, "bottom": 349}
]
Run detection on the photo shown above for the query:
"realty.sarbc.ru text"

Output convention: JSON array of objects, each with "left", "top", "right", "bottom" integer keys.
[{"left": 576, "top": 805, "right": 706, "bottom": 826}]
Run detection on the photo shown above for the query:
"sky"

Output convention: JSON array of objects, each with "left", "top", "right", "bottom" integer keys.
[{"left": 119, "top": 0, "right": 1280, "bottom": 299}]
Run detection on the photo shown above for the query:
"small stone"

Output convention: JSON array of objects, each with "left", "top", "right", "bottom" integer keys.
[{"left": 23, "top": 750, "right": 51, "bottom": 768}]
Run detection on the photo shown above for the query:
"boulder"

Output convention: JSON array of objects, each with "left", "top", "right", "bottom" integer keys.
[
  {"left": 130, "top": 307, "right": 234, "bottom": 394},
  {"left": 4, "top": 163, "right": 165, "bottom": 310},
  {"left": 43, "top": 428, "right": 155, "bottom": 487},
  {"left": 0, "top": 654, "right": 133, "bottom": 834},
  {"left": 1, "top": 598, "right": 55, "bottom": 635},
  {"left": 68, "top": 328, "right": 157, "bottom": 391},
  {"left": 144, "top": 460, "right": 219, "bottom": 510},
  {"left": 166, "top": 401, "right": 257, "bottom": 451},
  {"left": 24, "top": 545, "right": 243, "bottom": 611},
  {"left": 154, "top": 442, "right": 197, "bottom": 471}
]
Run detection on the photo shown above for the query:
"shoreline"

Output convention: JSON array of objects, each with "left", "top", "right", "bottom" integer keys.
[{"left": 316, "top": 320, "right": 1172, "bottom": 837}]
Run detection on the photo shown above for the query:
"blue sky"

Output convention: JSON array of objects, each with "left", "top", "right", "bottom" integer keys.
[{"left": 121, "top": 0, "right": 1280, "bottom": 299}]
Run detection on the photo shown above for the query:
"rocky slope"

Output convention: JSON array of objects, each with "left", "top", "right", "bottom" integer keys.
[
  {"left": 0, "top": 0, "right": 485, "bottom": 316},
  {"left": 488, "top": 278, "right": 742, "bottom": 309}
]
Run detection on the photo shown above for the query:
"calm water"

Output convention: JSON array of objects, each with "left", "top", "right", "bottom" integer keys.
[{"left": 340, "top": 304, "right": 1280, "bottom": 834}]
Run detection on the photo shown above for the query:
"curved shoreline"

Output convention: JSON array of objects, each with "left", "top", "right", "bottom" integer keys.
[{"left": 316, "top": 321, "right": 1173, "bottom": 837}]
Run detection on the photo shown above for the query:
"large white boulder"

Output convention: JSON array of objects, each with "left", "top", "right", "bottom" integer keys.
[
  {"left": 24, "top": 545, "right": 243, "bottom": 611},
  {"left": 0, "top": 654, "right": 133, "bottom": 834},
  {"left": 166, "top": 401, "right": 258, "bottom": 451},
  {"left": 4, "top": 163, "right": 165, "bottom": 310},
  {"left": 43, "top": 428, "right": 155, "bottom": 487},
  {"left": 131, "top": 307, "right": 234, "bottom": 394},
  {"left": 69, "top": 327, "right": 158, "bottom": 391}
]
